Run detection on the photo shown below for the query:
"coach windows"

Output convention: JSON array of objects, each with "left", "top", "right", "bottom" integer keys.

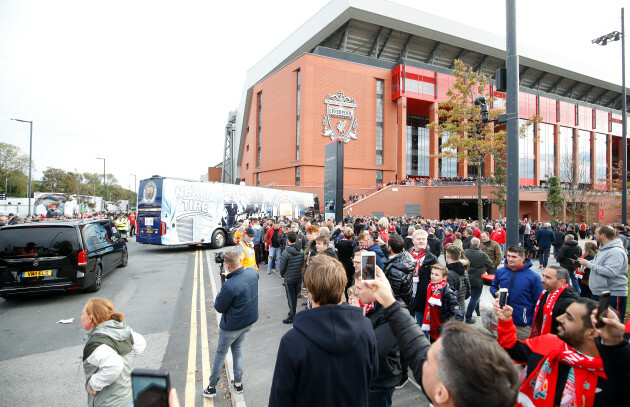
[
  {"left": 406, "top": 115, "right": 430, "bottom": 177},
  {"left": 376, "top": 79, "right": 384, "bottom": 165}
]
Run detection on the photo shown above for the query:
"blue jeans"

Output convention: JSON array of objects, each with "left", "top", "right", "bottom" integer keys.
[
  {"left": 465, "top": 287, "right": 482, "bottom": 321},
  {"left": 368, "top": 387, "right": 395, "bottom": 407},
  {"left": 209, "top": 325, "right": 252, "bottom": 387},
  {"left": 268, "top": 246, "right": 282, "bottom": 270},
  {"left": 568, "top": 270, "right": 581, "bottom": 295},
  {"left": 538, "top": 246, "right": 551, "bottom": 267}
]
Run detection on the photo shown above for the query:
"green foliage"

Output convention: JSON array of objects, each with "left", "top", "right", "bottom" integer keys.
[
  {"left": 544, "top": 176, "right": 564, "bottom": 223},
  {"left": 490, "top": 155, "right": 507, "bottom": 217},
  {"left": 0, "top": 142, "right": 31, "bottom": 197}
]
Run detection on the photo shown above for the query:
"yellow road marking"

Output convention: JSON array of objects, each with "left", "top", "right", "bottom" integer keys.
[
  {"left": 184, "top": 250, "right": 199, "bottom": 407},
  {"left": 199, "top": 250, "right": 213, "bottom": 406}
]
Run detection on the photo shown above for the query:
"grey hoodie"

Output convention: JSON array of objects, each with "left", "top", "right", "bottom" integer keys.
[{"left": 587, "top": 238, "right": 629, "bottom": 296}]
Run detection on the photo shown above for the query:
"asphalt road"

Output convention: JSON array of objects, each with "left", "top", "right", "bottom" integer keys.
[{"left": 2, "top": 238, "right": 570, "bottom": 407}]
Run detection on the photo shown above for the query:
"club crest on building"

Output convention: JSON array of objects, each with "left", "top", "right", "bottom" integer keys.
[{"left": 323, "top": 90, "right": 358, "bottom": 143}]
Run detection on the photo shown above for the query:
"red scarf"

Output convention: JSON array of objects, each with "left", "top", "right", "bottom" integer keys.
[
  {"left": 409, "top": 248, "right": 426, "bottom": 277},
  {"left": 530, "top": 284, "right": 569, "bottom": 338},
  {"left": 422, "top": 280, "right": 447, "bottom": 340},
  {"left": 358, "top": 299, "right": 375, "bottom": 314},
  {"left": 575, "top": 254, "right": 587, "bottom": 280},
  {"left": 517, "top": 342, "right": 606, "bottom": 407}
]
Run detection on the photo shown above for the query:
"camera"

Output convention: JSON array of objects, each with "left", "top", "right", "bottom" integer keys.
[{"left": 214, "top": 251, "right": 225, "bottom": 264}]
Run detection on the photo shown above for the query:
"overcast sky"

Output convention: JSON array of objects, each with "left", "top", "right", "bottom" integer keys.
[{"left": 1, "top": 0, "right": 627, "bottom": 193}]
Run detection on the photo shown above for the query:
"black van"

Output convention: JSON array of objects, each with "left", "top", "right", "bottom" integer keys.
[{"left": 0, "top": 219, "right": 128, "bottom": 299}]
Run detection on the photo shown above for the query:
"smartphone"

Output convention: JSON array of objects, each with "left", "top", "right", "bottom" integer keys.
[
  {"left": 361, "top": 252, "right": 376, "bottom": 282},
  {"left": 498, "top": 288, "right": 508, "bottom": 309},
  {"left": 596, "top": 291, "right": 611, "bottom": 328},
  {"left": 131, "top": 369, "right": 170, "bottom": 407}
]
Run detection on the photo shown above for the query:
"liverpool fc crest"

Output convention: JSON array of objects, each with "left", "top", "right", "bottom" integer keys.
[{"left": 323, "top": 90, "right": 358, "bottom": 143}]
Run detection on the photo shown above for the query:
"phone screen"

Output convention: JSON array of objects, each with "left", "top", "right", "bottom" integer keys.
[
  {"left": 132, "top": 369, "right": 169, "bottom": 407},
  {"left": 498, "top": 289, "right": 508, "bottom": 308},
  {"left": 596, "top": 291, "right": 611, "bottom": 328},
  {"left": 361, "top": 253, "right": 376, "bottom": 281}
]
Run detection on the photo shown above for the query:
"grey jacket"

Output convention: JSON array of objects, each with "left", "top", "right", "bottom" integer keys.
[
  {"left": 587, "top": 238, "right": 629, "bottom": 296},
  {"left": 83, "top": 320, "right": 141, "bottom": 407}
]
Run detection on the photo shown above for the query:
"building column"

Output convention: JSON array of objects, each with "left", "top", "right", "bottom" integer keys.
[
  {"left": 536, "top": 201, "right": 542, "bottom": 222},
  {"left": 590, "top": 131, "right": 596, "bottom": 188},
  {"left": 554, "top": 124, "right": 561, "bottom": 179},
  {"left": 572, "top": 128, "right": 579, "bottom": 184},
  {"left": 396, "top": 97, "right": 407, "bottom": 181},
  {"left": 534, "top": 121, "right": 541, "bottom": 185}
]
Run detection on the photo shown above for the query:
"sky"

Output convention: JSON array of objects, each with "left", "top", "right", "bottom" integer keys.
[{"left": 1, "top": 0, "right": 628, "bottom": 193}]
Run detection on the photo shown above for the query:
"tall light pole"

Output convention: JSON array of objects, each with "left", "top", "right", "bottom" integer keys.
[
  {"left": 10, "top": 118, "right": 33, "bottom": 217},
  {"left": 95, "top": 157, "right": 106, "bottom": 212},
  {"left": 129, "top": 173, "right": 137, "bottom": 209},
  {"left": 593, "top": 7, "right": 627, "bottom": 225}
]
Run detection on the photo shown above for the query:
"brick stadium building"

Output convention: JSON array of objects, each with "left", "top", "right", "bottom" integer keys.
[{"left": 224, "top": 0, "right": 628, "bottom": 222}]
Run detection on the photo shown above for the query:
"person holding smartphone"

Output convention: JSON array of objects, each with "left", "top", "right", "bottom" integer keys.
[
  {"left": 495, "top": 297, "right": 629, "bottom": 406},
  {"left": 81, "top": 298, "right": 146, "bottom": 407}
]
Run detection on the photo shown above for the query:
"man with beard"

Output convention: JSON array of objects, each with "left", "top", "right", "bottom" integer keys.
[
  {"left": 495, "top": 298, "right": 629, "bottom": 406},
  {"left": 529, "top": 266, "right": 579, "bottom": 338}
]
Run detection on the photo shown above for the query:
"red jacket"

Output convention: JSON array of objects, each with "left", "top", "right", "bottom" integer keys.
[{"left": 491, "top": 229, "right": 506, "bottom": 245}]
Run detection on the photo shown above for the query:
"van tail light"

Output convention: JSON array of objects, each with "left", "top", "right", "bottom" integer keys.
[
  {"left": 160, "top": 221, "right": 167, "bottom": 236},
  {"left": 78, "top": 250, "right": 87, "bottom": 267}
]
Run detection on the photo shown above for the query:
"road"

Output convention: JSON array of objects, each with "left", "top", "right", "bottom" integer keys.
[{"left": 0, "top": 239, "right": 434, "bottom": 406}]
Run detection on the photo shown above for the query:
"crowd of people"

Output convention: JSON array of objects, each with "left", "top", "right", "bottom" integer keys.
[
  {"left": 199, "top": 214, "right": 630, "bottom": 406},
  {"left": 33, "top": 211, "right": 629, "bottom": 406}
]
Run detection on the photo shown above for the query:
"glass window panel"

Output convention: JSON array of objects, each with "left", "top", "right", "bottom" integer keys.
[
  {"left": 558, "top": 126, "right": 573, "bottom": 182},
  {"left": 376, "top": 79, "right": 384, "bottom": 165},
  {"left": 595, "top": 133, "right": 607, "bottom": 184},
  {"left": 519, "top": 119, "right": 535, "bottom": 179},
  {"left": 439, "top": 131, "right": 457, "bottom": 177},
  {"left": 578, "top": 130, "right": 591, "bottom": 183},
  {"left": 406, "top": 116, "right": 430, "bottom": 176},
  {"left": 539, "top": 123, "right": 555, "bottom": 180}
]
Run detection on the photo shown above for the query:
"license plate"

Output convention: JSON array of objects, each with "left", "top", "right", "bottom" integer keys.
[
  {"left": 145, "top": 218, "right": 154, "bottom": 226},
  {"left": 146, "top": 228, "right": 153, "bottom": 233},
  {"left": 22, "top": 270, "right": 52, "bottom": 277}
]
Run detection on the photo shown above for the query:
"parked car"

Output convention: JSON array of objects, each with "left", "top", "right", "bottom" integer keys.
[{"left": 0, "top": 219, "right": 128, "bottom": 299}]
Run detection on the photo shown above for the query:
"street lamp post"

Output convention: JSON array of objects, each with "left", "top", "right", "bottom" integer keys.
[
  {"left": 95, "top": 157, "right": 106, "bottom": 212},
  {"left": 593, "top": 7, "right": 627, "bottom": 225},
  {"left": 10, "top": 118, "right": 33, "bottom": 217},
  {"left": 129, "top": 174, "right": 137, "bottom": 209}
]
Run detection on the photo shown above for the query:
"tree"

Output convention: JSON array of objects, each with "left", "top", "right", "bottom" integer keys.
[
  {"left": 0, "top": 142, "right": 31, "bottom": 196},
  {"left": 544, "top": 176, "right": 564, "bottom": 224},
  {"left": 428, "top": 59, "right": 541, "bottom": 228},
  {"left": 559, "top": 153, "right": 602, "bottom": 226}
]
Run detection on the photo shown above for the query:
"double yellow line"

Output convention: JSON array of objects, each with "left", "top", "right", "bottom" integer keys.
[{"left": 185, "top": 249, "right": 212, "bottom": 407}]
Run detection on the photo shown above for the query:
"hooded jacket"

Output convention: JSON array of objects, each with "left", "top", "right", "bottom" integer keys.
[
  {"left": 587, "top": 238, "right": 629, "bottom": 297},
  {"left": 555, "top": 240, "right": 582, "bottom": 272},
  {"left": 367, "top": 243, "right": 386, "bottom": 270},
  {"left": 279, "top": 243, "right": 304, "bottom": 284},
  {"left": 465, "top": 246, "right": 493, "bottom": 288},
  {"left": 214, "top": 266, "right": 259, "bottom": 331},
  {"left": 490, "top": 259, "right": 543, "bottom": 327},
  {"left": 446, "top": 261, "right": 471, "bottom": 311},
  {"left": 268, "top": 303, "right": 378, "bottom": 407},
  {"left": 83, "top": 320, "right": 146, "bottom": 407},
  {"left": 383, "top": 251, "right": 416, "bottom": 306},
  {"left": 535, "top": 227, "right": 555, "bottom": 247},
  {"left": 427, "top": 234, "right": 442, "bottom": 257}
]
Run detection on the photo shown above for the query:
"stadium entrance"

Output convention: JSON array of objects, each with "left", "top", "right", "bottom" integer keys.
[{"left": 439, "top": 199, "right": 491, "bottom": 220}]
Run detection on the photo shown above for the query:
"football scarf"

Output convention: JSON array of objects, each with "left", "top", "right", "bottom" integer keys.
[
  {"left": 358, "top": 299, "right": 376, "bottom": 315},
  {"left": 530, "top": 284, "right": 569, "bottom": 339},
  {"left": 409, "top": 249, "right": 426, "bottom": 277},
  {"left": 421, "top": 280, "right": 447, "bottom": 336},
  {"left": 575, "top": 254, "right": 587, "bottom": 280},
  {"left": 517, "top": 343, "right": 605, "bottom": 407}
]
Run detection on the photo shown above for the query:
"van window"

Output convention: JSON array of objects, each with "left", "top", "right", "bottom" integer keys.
[{"left": 0, "top": 226, "right": 80, "bottom": 258}]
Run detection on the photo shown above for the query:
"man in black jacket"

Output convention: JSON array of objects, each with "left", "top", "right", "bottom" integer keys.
[
  {"left": 556, "top": 234, "right": 583, "bottom": 293},
  {"left": 278, "top": 232, "right": 304, "bottom": 324},
  {"left": 364, "top": 267, "right": 520, "bottom": 407},
  {"left": 354, "top": 273, "right": 401, "bottom": 406},
  {"left": 408, "top": 230, "right": 439, "bottom": 327},
  {"left": 531, "top": 266, "right": 579, "bottom": 337},
  {"left": 552, "top": 224, "right": 566, "bottom": 258},
  {"left": 426, "top": 227, "right": 442, "bottom": 258},
  {"left": 383, "top": 235, "right": 415, "bottom": 306}
]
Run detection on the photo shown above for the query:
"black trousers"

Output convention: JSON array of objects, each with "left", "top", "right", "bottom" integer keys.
[
  {"left": 254, "top": 244, "right": 263, "bottom": 266},
  {"left": 285, "top": 282, "right": 300, "bottom": 319}
]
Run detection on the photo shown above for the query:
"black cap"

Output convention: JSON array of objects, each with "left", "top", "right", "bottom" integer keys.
[{"left": 245, "top": 228, "right": 255, "bottom": 237}]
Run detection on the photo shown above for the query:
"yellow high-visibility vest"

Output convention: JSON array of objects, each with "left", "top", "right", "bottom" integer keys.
[{"left": 238, "top": 240, "right": 258, "bottom": 270}]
